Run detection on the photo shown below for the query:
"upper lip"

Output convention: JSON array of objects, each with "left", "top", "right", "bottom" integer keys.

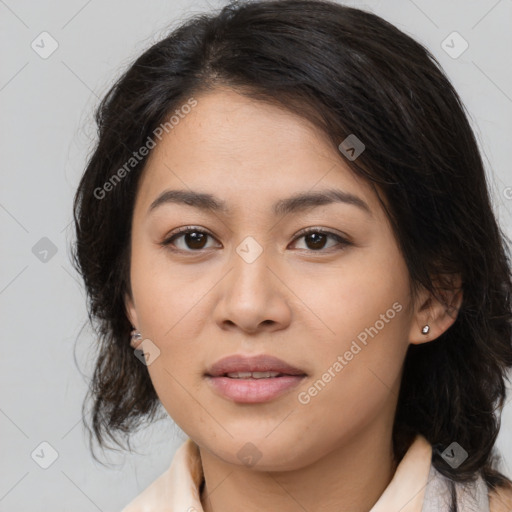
[{"left": 205, "top": 354, "right": 307, "bottom": 377}]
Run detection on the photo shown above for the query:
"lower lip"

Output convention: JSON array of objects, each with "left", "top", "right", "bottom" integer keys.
[{"left": 206, "top": 375, "right": 306, "bottom": 403}]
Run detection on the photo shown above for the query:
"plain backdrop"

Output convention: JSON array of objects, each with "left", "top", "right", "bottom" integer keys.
[{"left": 1, "top": 0, "right": 511, "bottom": 510}]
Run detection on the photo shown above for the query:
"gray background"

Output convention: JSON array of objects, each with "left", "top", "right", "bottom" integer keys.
[{"left": 1, "top": 0, "right": 511, "bottom": 510}]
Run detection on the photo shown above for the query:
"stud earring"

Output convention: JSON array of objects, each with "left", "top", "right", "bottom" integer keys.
[
  {"left": 131, "top": 329, "right": 142, "bottom": 345},
  {"left": 421, "top": 325, "right": 430, "bottom": 335}
]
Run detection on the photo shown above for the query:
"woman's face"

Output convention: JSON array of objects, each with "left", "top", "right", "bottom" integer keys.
[{"left": 125, "top": 87, "right": 424, "bottom": 469}]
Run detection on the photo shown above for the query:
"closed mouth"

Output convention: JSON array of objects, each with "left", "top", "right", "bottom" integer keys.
[
  {"left": 217, "top": 371, "right": 305, "bottom": 379},
  {"left": 205, "top": 354, "right": 307, "bottom": 378}
]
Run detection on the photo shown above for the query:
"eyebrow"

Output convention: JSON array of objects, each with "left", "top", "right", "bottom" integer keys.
[{"left": 147, "top": 188, "right": 372, "bottom": 217}]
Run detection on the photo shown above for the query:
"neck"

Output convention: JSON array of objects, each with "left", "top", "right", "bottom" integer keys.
[{"left": 199, "top": 423, "right": 398, "bottom": 512}]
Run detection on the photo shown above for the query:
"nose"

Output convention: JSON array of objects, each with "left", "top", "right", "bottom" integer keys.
[{"left": 213, "top": 243, "right": 292, "bottom": 334}]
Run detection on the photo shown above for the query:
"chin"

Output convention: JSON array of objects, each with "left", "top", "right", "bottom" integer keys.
[{"left": 203, "top": 435, "right": 311, "bottom": 471}]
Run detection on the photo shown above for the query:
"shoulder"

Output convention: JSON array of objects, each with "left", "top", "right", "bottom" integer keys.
[
  {"left": 120, "top": 470, "right": 170, "bottom": 512},
  {"left": 489, "top": 483, "right": 512, "bottom": 512},
  {"left": 120, "top": 438, "right": 201, "bottom": 512}
]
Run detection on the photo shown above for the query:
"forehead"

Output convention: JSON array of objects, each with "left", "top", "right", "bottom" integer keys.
[{"left": 134, "top": 87, "right": 381, "bottom": 219}]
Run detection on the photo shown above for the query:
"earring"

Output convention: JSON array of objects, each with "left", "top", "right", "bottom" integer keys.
[
  {"left": 131, "top": 329, "right": 142, "bottom": 345},
  {"left": 421, "top": 325, "right": 430, "bottom": 335}
]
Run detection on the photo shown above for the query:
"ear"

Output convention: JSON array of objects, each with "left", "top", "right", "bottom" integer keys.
[
  {"left": 409, "top": 274, "right": 463, "bottom": 345},
  {"left": 124, "top": 292, "right": 141, "bottom": 349}
]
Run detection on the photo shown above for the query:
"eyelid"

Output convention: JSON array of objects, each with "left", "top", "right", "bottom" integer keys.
[{"left": 293, "top": 226, "right": 351, "bottom": 242}]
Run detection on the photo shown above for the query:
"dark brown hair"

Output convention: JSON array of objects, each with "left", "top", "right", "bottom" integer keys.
[{"left": 72, "top": 0, "right": 512, "bottom": 494}]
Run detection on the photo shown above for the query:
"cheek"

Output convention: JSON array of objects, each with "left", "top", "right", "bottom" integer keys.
[
  {"left": 128, "top": 245, "right": 211, "bottom": 410},
  {"left": 130, "top": 241, "right": 210, "bottom": 338},
  {"left": 290, "top": 245, "right": 411, "bottom": 347},
  {"left": 291, "top": 247, "right": 411, "bottom": 410},
  {"left": 294, "top": 300, "right": 410, "bottom": 452},
  {"left": 139, "top": 333, "right": 205, "bottom": 433}
]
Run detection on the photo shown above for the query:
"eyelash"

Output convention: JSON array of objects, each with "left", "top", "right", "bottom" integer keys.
[{"left": 160, "top": 226, "right": 351, "bottom": 254}]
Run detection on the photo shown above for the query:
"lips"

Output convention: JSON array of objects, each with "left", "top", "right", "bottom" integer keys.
[
  {"left": 204, "top": 354, "right": 307, "bottom": 403},
  {"left": 205, "top": 354, "right": 307, "bottom": 378},
  {"left": 205, "top": 354, "right": 307, "bottom": 403}
]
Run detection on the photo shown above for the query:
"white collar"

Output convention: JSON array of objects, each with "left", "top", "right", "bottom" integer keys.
[{"left": 121, "top": 434, "right": 487, "bottom": 511}]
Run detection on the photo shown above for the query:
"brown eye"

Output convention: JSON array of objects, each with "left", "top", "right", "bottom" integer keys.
[
  {"left": 182, "top": 231, "right": 208, "bottom": 249},
  {"left": 304, "top": 232, "right": 328, "bottom": 250},
  {"left": 292, "top": 228, "right": 350, "bottom": 252},
  {"left": 161, "top": 227, "right": 220, "bottom": 252}
]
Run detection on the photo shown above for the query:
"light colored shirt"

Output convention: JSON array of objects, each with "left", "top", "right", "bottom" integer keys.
[{"left": 121, "top": 434, "right": 491, "bottom": 511}]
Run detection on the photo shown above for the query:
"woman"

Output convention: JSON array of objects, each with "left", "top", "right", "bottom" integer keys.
[{"left": 72, "top": 0, "right": 512, "bottom": 510}]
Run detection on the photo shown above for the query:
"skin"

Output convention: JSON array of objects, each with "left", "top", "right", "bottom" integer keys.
[{"left": 125, "top": 87, "right": 461, "bottom": 512}]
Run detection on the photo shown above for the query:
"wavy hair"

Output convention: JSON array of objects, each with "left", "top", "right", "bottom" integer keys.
[{"left": 72, "top": 0, "right": 512, "bottom": 493}]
